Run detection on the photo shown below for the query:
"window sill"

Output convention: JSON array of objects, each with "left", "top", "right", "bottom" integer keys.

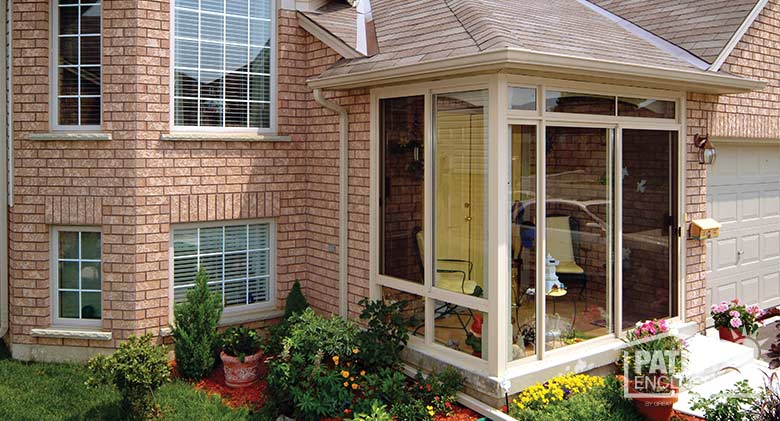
[
  {"left": 219, "top": 307, "right": 284, "bottom": 326},
  {"left": 30, "top": 327, "right": 112, "bottom": 341},
  {"left": 27, "top": 132, "right": 112, "bottom": 141},
  {"left": 160, "top": 132, "right": 291, "bottom": 142}
]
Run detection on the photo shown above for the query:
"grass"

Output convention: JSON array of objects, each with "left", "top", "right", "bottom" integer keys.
[{"left": 0, "top": 342, "right": 258, "bottom": 421}]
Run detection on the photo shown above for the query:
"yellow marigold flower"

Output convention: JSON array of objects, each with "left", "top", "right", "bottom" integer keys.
[
  {"left": 343, "top": 381, "right": 349, "bottom": 387},
  {"left": 360, "top": 370, "right": 366, "bottom": 376},
  {"left": 341, "top": 370, "right": 350, "bottom": 378},
  {"left": 351, "top": 383, "right": 359, "bottom": 390},
  {"left": 332, "top": 356, "right": 339, "bottom": 365},
  {"left": 352, "top": 348, "right": 360, "bottom": 354}
]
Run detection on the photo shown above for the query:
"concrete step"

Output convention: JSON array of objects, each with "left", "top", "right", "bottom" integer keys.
[
  {"left": 674, "top": 358, "right": 772, "bottom": 417},
  {"left": 677, "top": 334, "right": 756, "bottom": 388}
]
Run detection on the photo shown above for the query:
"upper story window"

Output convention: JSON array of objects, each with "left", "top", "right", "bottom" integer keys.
[
  {"left": 54, "top": 0, "right": 102, "bottom": 128},
  {"left": 173, "top": 0, "right": 274, "bottom": 131}
]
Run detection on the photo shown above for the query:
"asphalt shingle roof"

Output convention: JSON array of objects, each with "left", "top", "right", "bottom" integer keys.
[
  {"left": 301, "top": 2, "right": 359, "bottom": 53},
  {"left": 588, "top": 0, "right": 760, "bottom": 63},
  {"left": 314, "top": 0, "right": 707, "bottom": 79}
]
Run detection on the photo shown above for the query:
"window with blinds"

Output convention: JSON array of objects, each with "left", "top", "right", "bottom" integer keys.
[
  {"left": 172, "top": 222, "right": 272, "bottom": 309},
  {"left": 172, "top": 0, "right": 274, "bottom": 129},
  {"left": 55, "top": 0, "right": 102, "bottom": 127}
]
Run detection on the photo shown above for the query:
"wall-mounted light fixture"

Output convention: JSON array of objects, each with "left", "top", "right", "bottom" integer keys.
[{"left": 694, "top": 134, "right": 717, "bottom": 165}]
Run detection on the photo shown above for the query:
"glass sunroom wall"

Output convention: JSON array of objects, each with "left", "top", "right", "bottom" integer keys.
[{"left": 544, "top": 126, "right": 613, "bottom": 350}]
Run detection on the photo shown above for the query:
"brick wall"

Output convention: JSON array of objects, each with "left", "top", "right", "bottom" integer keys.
[
  {"left": 684, "top": 0, "right": 780, "bottom": 325},
  {"left": 8, "top": 1, "right": 369, "bottom": 350}
]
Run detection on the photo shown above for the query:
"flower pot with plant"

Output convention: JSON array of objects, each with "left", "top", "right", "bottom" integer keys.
[
  {"left": 220, "top": 326, "right": 264, "bottom": 388},
  {"left": 619, "top": 319, "right": 687, "bottom": 421},
  {"left": 711, "top": 299, "right": 761, "bottom": 344}
]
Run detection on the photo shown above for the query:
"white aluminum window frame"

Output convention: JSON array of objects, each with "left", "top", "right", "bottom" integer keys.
[
  {"left": 169, "top": 0, "right": 278, "bottom": 134},
  {"left": 369, "top": 74, "right": 687, "bottom": 379},
  {"left": 49, "top": 0, "right": 103, "bottom": 131},
  {"left": 50, "top": 226, "right": 102, "bottom": 327},
  {"left": 168, "top": 219, "right": 277, "bottom": 320}
]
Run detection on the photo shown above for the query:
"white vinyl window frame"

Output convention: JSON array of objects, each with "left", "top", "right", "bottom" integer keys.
[
  {"left": 369, "top": 74, "right": 687, "bottom": 381},
  {"left": 168, "top": 219, "right": 277, "bottom": 320},
  {"left": 50, "top": 226, "right": 102, "bottom": 327},
  {"left": 49, "top": 0, "right": 103, "bottom": 131},
  {"left": 169, "top": 0, "right": 278, "bottom": 134}
]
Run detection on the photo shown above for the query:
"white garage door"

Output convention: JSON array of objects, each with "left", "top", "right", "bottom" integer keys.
[{"left": 706, "top": 143, "right": 780, "bottom": 311}]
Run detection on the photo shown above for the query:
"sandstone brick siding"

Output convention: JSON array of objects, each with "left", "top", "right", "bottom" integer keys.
[{"left": 684, "top": 0, "right": 780, "bottom": 325}]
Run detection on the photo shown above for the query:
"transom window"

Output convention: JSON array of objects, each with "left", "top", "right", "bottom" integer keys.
[
  {"left": 54, "top": 0, "right": 102, "bottom": 127},
  {"left": 173, "top": 0, "right": 274, "bottom": 129},
  {"left": 52, "top": 228, "right": 102, "bottom": 323},
  {"left": 172, "top": 221, "right": 273, "bottom": 310}
]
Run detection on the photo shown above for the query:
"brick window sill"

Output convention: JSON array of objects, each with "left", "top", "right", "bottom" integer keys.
[
  {"left": 27, "top": 132, "right": 112, "bottom": 141},
  {"left": 30, "top": 327, "right": 112, "bottom": 341},
  {"left": 161, "top": 132, "right": 291, "bottom": 142}
]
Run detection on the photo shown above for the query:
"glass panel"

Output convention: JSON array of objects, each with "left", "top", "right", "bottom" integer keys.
[
  {"left": 199, "top": 226, "right": 223, "bottom": 254},
  {"left": 175, "top": 99, "right": 198, "bottom": 126},
  {"left": 80, "top": 35, "right": 101, "bottom": 64},
  {"left": 81, "top": 292, "right": 101, "bottom": 319},
  {"left": 249, "top": 103, "right": 269, "bottom": 128},
  {"left": 58, "top": 231, "right": 79, "bottom": 259},
  {"left": 434, "top": 90, "right": 488, "bottom": 298},
  {"left": 618, "top": 97, "right": 676, "bottom": 119},
  {"left": 249, "top": 75, "right": 270, "bottom": 101},
  {"left": 250, "top": 0, "right": 271, "bottom": 19},
  {"left": 59, "top": 6, "right": 79, "bottom": 35},
  {"left": 80, "top": 4, "right": 101, "bottom": 35},
  {"left": 173, "top": 228, "right": 198, "bottom": 257},
  {"left": 200, "top": 254, "right": 224, "bottom": 282},
  {"left": 200, "top": 99, "right": 224, "bottom": 126},
  {"left": 224, "top": 253, "right": 247, "bottom": 281},
  {"left": 59, "top": 68, "right": 78, "bottom": 95},
  {"left": 175, "top": 70, "right": 198, "bottom": 98},
  {"left": 81, "top": 262, "right": 101, "bottom": 290},
  {"left": 224, "top": 225, "right": 248, "bottom": 252},
  {"left": 227, "top": 0, "right": 249, "bottom": 16},
  {"left": 248, "top": 224, "right": 269, "bottom": 249},
  {"left": 225, "top": 102, "right": 248, "bottom": 127},
  {"left": 508, "top": 87, "right": 536, "bottom": 111},
  {"left": 382, "top": 287, "right": 424, "bottom": 339},
  {"left": 248, "top": 277, "right": 269, "bottom": 303},
  {"left": 509, "top": 125, "right": 537, "bottom": 361},
  {"left": 379, "top": 96, "right": 425, "bottom": 284},
  {"left": 81, "top": 232, "right": 101, "bottom": 260},
  {"left": 59, "top": 37, "right": 78, "bottom": 65},
  {"left": 173, "top": 256, "right": 198, "bottom": 286},
  {"left": 621, "top": 129, "right": 678, "bottom": 330},
  {"left": 80, "top": 67, "right": 101, "bottom": 96},
  {"left": 433, "top": 299, "right": 487, "bottom": 361},
  {"left": 224, "top": 280, "right": 248, "bottom": 307},
  {"left": 225, "top": 73, "right": 248, "bottom": 100},
  {"left": 59, "top": 291, "right": 79, "bottom": 318},
  {"left": 175, "top": 40, "right": 198, "bottom": 68},
  {"left": 175, "top": 9, "right": 198, "bottom": 38},
  {"left": 248, "top": 250, "right": 269, "bottom": 277},
  {"left": 80, "top": 97, "right": 101, "bottom": 125},
  {"left": 545, "top": 91, "right": 616, "bottom": 115},
  {"left": 59, "top": 98, "right": 79, "bottom": 125},
  {"left": 59, "top": 261, "right": 79, "bottom": 289},
  {"left": 544, "top": 127, "right": 612, "bottom": 350},
  {"left": 200, "top": 13, "right": 224, "bottom": 42}
]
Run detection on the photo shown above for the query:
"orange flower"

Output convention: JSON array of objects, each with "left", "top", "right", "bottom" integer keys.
[
  {"left": 351, "top": 383, "right": 359, "bottom": 390},
  {"left": 352, "top": 348, "right": 360, "bottom": 354},
  {"left": 343, "top": 381, "right": 349, "bottom": 387},
  {"left": 332, "top": 356, "right": 339, "bottom": 365},
  {"left": 360, "top": 370, "right": 366, "bottom": 376},
  {"left": 341, "top": 370, "right": 350, "bottom": 378}
]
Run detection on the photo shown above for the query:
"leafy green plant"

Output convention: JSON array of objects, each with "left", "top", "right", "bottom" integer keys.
[
  {"left": 86, "top": 334, "right": 171, "bottom": 419},
  {"left": 691, "top": 379, "right": 755, "bottom": 421},
  {"left": 711, "top": 299, "right": 761, "bottom": 336},
  {"left": 220, "top": 326, "right": 263, "bottom": 362},
  {"left": 171, "top": 268, "right": 223, "bottom": 380},
  {"left": 358, "top": 298, "right": 413, "bottom": 369},
  {"left": 510, "top": 376, "right": 642, "bottom": 421},
  {"left": 360, "top": 367, "right": 411, "bottom": 405},
  {"left": 348, "top": 401, "right": 394, "bottom": 421},
  {"left": 389, "top": 400, "right": 431, "bottom": 421},
  {"left": 619, "top": 319, "right": 686, "bottom": 393},
  {"left": 264, "top": 279, "right": 309, "bottom": 357}
]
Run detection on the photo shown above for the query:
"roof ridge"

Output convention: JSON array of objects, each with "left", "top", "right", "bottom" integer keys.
[{"left": 444, "top": 0, "right": 515, "bottom": 51}]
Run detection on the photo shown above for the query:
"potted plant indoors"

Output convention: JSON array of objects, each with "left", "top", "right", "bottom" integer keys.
[
  {"left": 620, "top": 319, "right": 687, "bottom": 421},
  {"left": 220, "top": 326, "right": 264, "bottom": 388},
  {"left": 711, "top": 299, "right": 761, "bottom": 344}
]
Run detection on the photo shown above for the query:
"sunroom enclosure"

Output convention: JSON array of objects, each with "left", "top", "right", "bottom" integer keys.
[{"left": 369, "top": 75, "right": 684, "bottom": 385}]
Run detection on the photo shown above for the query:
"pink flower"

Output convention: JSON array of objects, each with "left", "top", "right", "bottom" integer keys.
[
  {"left": 713, "top": 302, "right": 729, "bottom": 314},
  {"left": 730, "top": 317, "right": 743, "bottom": 328},
  {"left": 658, "top": 319, "right": 669, "bottom": 332},
  {"left": 732, "top": 298, "right": 741, "bottom": 305},
  {"left": 729, "top": 310, "right": 740, "bottom": 318},
  {"left": 747, "top": 305, "right": 761, "bottom": 316}
]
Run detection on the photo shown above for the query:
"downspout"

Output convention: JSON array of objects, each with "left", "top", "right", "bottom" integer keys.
[
  {"left": 1, "top": 0, "right": 11, "bottom": 339},
  {"left": 313, "top": 88, "right": 349, "bottom": 318}
]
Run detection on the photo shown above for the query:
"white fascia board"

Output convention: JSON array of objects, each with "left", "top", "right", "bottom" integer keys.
[
  {"left": 576, "top": 0, "right": 710, "bottom": 71},
  {"left": 308, "top": 48, "right": 766, "bottom": 94},
  {"left": 297, "top": 11, "right": 364, "bottom": 59},
  {"left": 709, "top": 0, "right": 769, "bottom": 72}
]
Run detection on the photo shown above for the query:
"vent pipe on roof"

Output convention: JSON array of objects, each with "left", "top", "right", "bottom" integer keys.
[{"left": 313, "top": 88, "right": 349, "bottom": 318}]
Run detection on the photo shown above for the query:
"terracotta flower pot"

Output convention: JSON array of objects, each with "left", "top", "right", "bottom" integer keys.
[
  {"left": 627, "top": 381, "right": 679, "bottom": 421},
  {"left": 220, "top": 350, "right": 262, "bottom": 388},
  {"left": 718, "top": 326, "right": 746, "bottom": 344}
]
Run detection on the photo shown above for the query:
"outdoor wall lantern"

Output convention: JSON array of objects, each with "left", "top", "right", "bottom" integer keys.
[{"left": 695, "top": 134, "right": 717, "bottom": 165}]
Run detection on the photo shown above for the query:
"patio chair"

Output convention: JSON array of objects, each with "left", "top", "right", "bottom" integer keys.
[
  {"left": 546, "top": 215, "right": 587, "bottom": 299},
  {"left": 413, "top": 229, "right": 481, "bottom": 335}
]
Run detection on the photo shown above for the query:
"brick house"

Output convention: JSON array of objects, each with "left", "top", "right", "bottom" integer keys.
[{"left": 1, "top": 0, "right": 779, "bottom": 405}]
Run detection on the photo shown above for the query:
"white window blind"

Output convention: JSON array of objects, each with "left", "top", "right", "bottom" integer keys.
[
  {"left": 172, "top": 222, "right": 272, "bottom": 308},
  {"left": 173, "top": 0, "right": 273, "bottom": 129}
]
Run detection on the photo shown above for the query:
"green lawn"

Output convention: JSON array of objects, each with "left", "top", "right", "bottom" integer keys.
[{"left": 0, "top": 344, "right": 256, "bottom": 421}]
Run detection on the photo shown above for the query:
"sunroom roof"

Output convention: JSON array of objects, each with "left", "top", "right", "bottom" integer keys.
[{"left": 306, "top": 0, "right": 765, "bottom": 93}]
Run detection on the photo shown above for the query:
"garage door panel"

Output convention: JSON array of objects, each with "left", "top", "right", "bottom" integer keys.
[
  {"left": 762, "top": 272, "right": 780, "bottom": 308},
  {"left": 707, "top": 142, "right": 780, "bottom": 311}
]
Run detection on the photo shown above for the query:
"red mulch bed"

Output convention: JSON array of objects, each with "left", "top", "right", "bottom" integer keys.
[
  {"left": 434, "top": 406, "right": 481, "bottom": 421},
  {"left": 672, "top": 410, "right": 704, "bottom": 420}
]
